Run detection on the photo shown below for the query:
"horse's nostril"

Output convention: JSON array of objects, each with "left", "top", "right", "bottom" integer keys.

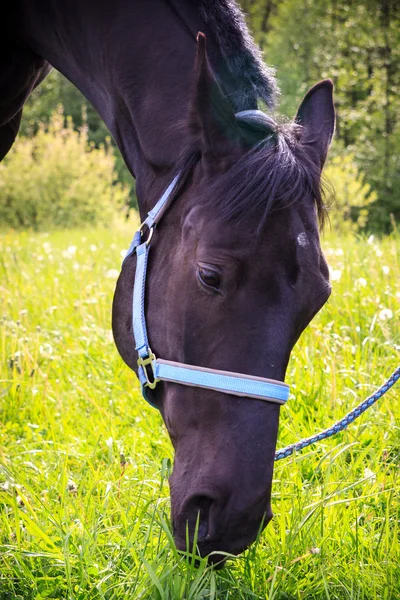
[{"left": 181, "top": 495, "right": 213, "bottom": 542}]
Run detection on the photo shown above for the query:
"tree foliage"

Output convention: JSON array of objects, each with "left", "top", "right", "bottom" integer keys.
[
  {"left": 21, "top": 71, "right": 136, "bottom": 210},
  {"left": 0, "top": 110, "right": 128, "bottom": 230},
  {"left": 17, "top": 0, "right": 400, "bottom": 232},
  {"left": 324, "top": 154, "right": 377, "bottom": 232},
  {"left": 242, "top": 0, "right": 400, "bottom": 231}
]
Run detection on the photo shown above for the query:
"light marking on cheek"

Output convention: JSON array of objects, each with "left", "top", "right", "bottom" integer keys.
[{"left": 297, "top": 232, "right": 309, "bottom": 248}]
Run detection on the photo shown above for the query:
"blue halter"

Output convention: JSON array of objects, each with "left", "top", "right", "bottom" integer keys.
[
  {"left": 121, "top": 110, "right": 400, "bottom": 465},
  {"left": 123, "top": 126, "right": 290, "bottom": 408}
]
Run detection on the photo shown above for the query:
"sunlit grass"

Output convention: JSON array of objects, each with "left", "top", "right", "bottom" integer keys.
[{"left": 0, "top": 222, "right": 399, "bottom": 599}]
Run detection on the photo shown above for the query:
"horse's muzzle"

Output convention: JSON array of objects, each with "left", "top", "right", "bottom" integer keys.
[{"left": 172, "top": 490, "right": 273, "bottom": 562}]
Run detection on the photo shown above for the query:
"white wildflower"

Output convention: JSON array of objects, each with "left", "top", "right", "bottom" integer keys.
[
  {"left": 89, "top": 244, "right": 97, "bottom": 252},
  {"left": 105, "top": 436, "right": 113, "bottom": 449},
  {"left": 329, "top": 268, "right": 342, "bottom": 282},
  {"left": 379, "top": 308, "right": 393, "bottom": 321},
  {"left": 63, "top": 245, "right": 77, "bottom": 258},
  {"left": 106, "top": 269, "right": 119, "bottom": 279},
  {"left": 364, "top": 467, "right": 376, "bottom": 481},
  {"left": 355, "top": 277, "right": 367, "bottom": 289},
  {"left": 382, "top": 265, "right": 390, "bottom": 275},
  {"left": 39, "top": 343, "right": 53, "bottom": 357},
  {"left": 120, "top": 249, "right": 127, "bottom": 258}
]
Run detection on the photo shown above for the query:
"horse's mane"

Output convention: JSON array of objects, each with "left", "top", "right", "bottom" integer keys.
[
  {"left": 199, "top": 0, "right": 277, "bottom": 110},
  {"left": 172, "top": 1, "right": 326, "bottom": 228}
]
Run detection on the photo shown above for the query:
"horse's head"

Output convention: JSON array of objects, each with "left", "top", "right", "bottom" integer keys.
[{"left": 112, "top": 34, "right": 335, "bottom": 561}]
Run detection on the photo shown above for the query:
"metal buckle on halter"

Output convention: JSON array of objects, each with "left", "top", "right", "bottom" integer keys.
[
  {"left": 139, "top": 222, "right": 154, "bottom": 246},
  {"left": 137, "top": 349, "right": 159, "bottom": 389}
]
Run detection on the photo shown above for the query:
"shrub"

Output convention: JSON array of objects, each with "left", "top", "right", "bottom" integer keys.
[
  {"left": 0, "top": 109, "right": 129, "bottom": 230},
  {"left": 324, "top": 154, "right": 378, "bottom": 233}
]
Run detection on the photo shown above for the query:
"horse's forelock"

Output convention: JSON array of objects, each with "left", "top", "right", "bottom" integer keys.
[{"left": 197, "top": 121, "right": 327, "bottom": 229}]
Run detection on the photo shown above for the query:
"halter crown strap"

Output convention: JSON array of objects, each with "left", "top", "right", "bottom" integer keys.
[{"left": 143, "top": 173, "right": 181, "bottom": 230}]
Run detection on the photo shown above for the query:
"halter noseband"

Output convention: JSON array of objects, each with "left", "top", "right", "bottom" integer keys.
[{"left": 123, "top": 111, "right": 289, "bottom": 409}]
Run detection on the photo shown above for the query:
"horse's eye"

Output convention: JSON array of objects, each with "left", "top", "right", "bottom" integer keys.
[{"left": 198, "top": 266, "right": 221, "bottom": 290}]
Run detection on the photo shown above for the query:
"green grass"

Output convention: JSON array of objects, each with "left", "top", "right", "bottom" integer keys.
[{"left": 0, "top": 223, "right": 399, "bottom": 599}]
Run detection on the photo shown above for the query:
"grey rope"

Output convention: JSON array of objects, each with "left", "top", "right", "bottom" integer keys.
[{"left": 275, "top": 366, "right": 400, "bottom": 461}]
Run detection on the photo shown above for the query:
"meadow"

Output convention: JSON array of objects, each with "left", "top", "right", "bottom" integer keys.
[{"left": 0, "top": 222, "right": 399, "bottom": 600}]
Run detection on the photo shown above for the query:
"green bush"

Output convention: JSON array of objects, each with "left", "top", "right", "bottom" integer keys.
[
  {"left": 0, "top": 109, "right": 129, "bottom": 230},
  {"left": 324, "top": 153, "right": 378, "bottom": 233}
]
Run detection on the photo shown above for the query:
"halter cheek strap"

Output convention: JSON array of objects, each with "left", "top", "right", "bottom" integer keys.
[{"left": 123, "top": 171, "right": 290, "bottom": 409}]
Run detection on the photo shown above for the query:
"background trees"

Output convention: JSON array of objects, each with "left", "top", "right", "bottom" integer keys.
[
  {"left": 249, "top": 0, "right": 400, "bottom": 231},
  {"left": 0, "top": 111, "right": 128, "bottom": 230},
  {"left": 3, "top": 0, "right": 400, "bottom": 231}
]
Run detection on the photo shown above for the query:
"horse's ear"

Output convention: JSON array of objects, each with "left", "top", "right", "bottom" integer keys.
[
  {"left": 188, "top": 32, "right": 242, "bottom": 160},
  {"left": 295, "top": 80, "right": 335, "bottom": 169}
]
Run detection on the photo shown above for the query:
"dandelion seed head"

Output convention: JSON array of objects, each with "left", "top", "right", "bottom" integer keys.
[
  {"left": 329, "top": 268, "right": 342, "bottom": 282},
  {"left": 364, "top": 468, "right": 376, "bottom": 481},
  {"left": 355, "top": 277, "right": 367, "bottom": 288},
  {"left": 379, "top": 308, "right": 393, "bottom": 321},
  {"left": 62, "top": 245, "right": 77, "bottom": 258}
]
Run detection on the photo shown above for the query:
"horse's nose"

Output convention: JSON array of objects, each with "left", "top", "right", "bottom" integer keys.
[
  {"left": 173, "top": 490, "right": 274, "bottom": 561},
  {"left": 175, "top": 494, "right": 216, "bottom": 544}
]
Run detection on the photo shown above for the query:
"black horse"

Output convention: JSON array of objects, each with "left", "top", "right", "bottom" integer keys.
[{"left": 1, "top": 0, "right": 335, "bottom": 561}]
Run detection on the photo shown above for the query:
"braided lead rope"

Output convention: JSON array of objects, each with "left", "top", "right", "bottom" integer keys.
[{"left": 275, "top": 366, "right": 400, "bottom": 462}]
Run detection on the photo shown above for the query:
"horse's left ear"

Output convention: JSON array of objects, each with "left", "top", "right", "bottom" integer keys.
[
  {"left": 295, "top": 80, "right": 335, "bottom": 169},
  {"left": 188, "top": 32, "right": 242, "bottom": 160}
]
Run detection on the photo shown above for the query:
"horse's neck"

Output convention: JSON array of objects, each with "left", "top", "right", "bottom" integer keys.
[{"left": 15, "top": 0, "right": 218, "bottom": 214}]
